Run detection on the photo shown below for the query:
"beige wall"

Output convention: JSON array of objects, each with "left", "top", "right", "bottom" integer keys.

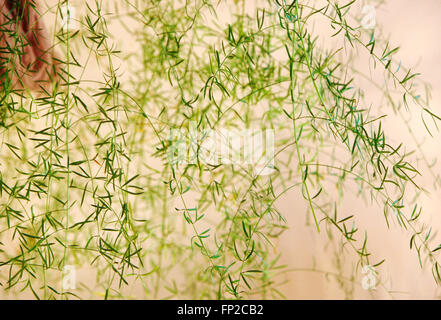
[
  {"left": 1, "top": 0, "right": 440, "bottom": 299},
  {"left": 276, "top": 0, "right": 441, "bottom": 299}
]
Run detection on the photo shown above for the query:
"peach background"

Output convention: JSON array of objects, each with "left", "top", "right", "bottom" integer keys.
[
  {"left": 1, "top": 0, "right": 440, "bottom": 299},
  {"left": 274, "top": 0, "right": 441, "bottom": 299}
]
